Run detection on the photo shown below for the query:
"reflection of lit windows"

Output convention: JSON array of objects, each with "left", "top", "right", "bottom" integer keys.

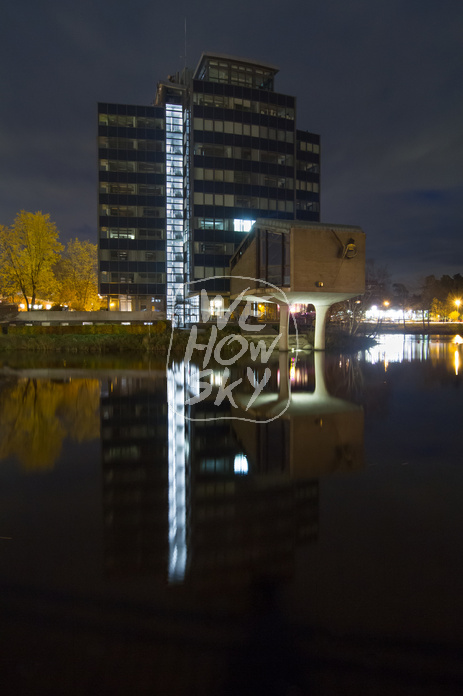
[
  {"left": 103, "top": 445, "right": 140, "bottom": 463},
  {"left": 234, "top": 219, "right": 255, "bottom": 232},
  {"left": 209, "top": 371, "right": 224, "bottom": 387},
  {"left": 290, "top": 358, "right": 296, "bottom": 382},
  {"left": 234, "top": 453, "right": 248, "bottom": 475},
  {"left": 104, "top": 468, "right": 146, "bottom": 484},
  {"left": 200, "top": 458, "right": 229, "bottom": 473},
  {"left": 209, "top": 296, "right": 224, "bottom": 317},
  {"left": 196, "top": 481, "right": 235, "bottom": 496}
]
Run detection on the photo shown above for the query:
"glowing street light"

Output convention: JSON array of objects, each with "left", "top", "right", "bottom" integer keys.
[{"left": 455, "top": 299, "right": 461, "bottom": 322}]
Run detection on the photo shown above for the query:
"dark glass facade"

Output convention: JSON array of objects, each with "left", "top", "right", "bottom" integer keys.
[
  {"left": 295, "top": 129, "right": 321, "bottom": 219},
  {"left": 97, "top": 53, "right": 320, "bottom": 314},
  {"left": 98, "top": 103, "right": 167, "bottom": 311},
  {"left": 190, "top": 76, "right": 297, "bottom": 294}
]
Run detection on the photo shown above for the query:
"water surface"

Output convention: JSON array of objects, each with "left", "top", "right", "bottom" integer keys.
[{"left": 1, "top": 334, "right": 462, "bottom": 694}]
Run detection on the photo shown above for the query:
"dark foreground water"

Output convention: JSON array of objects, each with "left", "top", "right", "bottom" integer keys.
[{"left": 1, "top": 334, "right": 463, "bottom": 695}]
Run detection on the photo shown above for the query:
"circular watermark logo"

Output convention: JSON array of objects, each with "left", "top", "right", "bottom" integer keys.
[{"left": 166, "top": 276, "right": 298, "bottom": 423}]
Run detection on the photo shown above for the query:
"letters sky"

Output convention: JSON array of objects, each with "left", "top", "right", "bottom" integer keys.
[{"left": 1, "top": 0, "right": 462, "bottom": 288}]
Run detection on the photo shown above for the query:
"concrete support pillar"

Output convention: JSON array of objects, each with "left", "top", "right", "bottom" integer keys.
[
  {"left": 278, "top": 351, "right": 290, "bottom": 401},
  {"left": 313, "top": 303, "right": 330, "bottom": 351},
  {"left": 313, "top": 350, "right": 329, "bottom": 399},
  {"left": 279, "top": 304, "right": 290, "bottom": 352},
  {"left": 200, "top": 291, "right": 210, "bottom": 322}
]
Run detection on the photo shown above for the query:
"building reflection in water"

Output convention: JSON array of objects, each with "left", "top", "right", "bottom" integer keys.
[
  {"left": 232, "top": 352, "right": 363, "bottom": 479},
  {"left": 167, "top": 363, "right": 188, "bottom": 582},
  {"left": 101, "top": 352, "right": 364, "bottom": 589},
  {"left": 101, "top": 375, "right": 169, "bottom": 577}
]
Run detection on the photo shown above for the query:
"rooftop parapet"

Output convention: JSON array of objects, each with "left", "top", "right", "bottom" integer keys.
[{"left": 194, "top": 52, "right": 279, "bottom": 90}]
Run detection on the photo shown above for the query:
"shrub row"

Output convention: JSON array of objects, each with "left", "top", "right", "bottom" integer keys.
[{"left": 6, "top": 321, "right": 169, "bottom": 337}]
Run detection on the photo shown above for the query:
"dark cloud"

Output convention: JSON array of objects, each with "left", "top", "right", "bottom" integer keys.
[{"left": 1, "top": 0, "right": 462, "bottom": 286}]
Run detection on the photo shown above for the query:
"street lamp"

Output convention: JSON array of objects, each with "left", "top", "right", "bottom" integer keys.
[{"left": 455, "top": 298, "right": 461, "bottom": 321}]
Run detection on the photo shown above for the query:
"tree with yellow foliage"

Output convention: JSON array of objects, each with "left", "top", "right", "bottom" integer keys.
[
  {"left": 0, "top": 211, "right": 63, "bottom": 310},
  {"left": 54, "top": 238, "right": 100, "bottom": 310}
]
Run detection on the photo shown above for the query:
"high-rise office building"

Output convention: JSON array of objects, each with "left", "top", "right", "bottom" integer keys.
[{"left": 98, "top": 52, "right": 320, "bottom": 318}]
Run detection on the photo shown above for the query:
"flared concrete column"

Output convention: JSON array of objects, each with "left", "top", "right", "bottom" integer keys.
[
  {"left": 278, "top": 351, "right": 290, "bottom": 401},
  {"left": 313, "top": 350, "right": 329, "bottom": 399},
  {"left": 313, "top": 303, "right": 330, "bottom": 351},
  {"left": 279, "top": 304, "right": 290, "bottom": 352}
]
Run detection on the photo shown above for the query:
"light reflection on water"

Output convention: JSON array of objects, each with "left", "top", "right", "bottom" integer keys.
[{"left": 364, "top": 332, "right": 463, "bottom": 376}]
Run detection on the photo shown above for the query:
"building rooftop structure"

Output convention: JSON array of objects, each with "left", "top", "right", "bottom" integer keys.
[{"left": 193, "top": 52, "right": 279, "bottom": 89}]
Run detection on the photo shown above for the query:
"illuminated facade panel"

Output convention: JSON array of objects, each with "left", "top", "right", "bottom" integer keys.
[{"left": 165, "top": 103, "right": 185, "bottom": 319}]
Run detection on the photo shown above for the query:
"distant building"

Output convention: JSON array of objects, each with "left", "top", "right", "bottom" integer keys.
[{"left": 97, "top": 52, "right": 321, "bottom": 318}]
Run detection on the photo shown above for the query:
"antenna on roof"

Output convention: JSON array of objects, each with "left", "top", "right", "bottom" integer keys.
[{"left": 184, "top": 17, "right": 187, "bottom": 71}]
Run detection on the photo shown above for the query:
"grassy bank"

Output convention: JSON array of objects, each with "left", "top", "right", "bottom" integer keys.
[
  {"left": 0, "top": 322, "right": 379, "bottom": 355},
  {"left": 0, "top": 326, "right": 191, "bottom": 354},
  {"left": 5, "top": 321, "right": 169, "bottom": 337}
]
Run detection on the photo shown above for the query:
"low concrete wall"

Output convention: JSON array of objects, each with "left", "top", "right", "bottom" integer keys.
[{"left": 10, "top": 310, "right": 166, "bottom": 324}]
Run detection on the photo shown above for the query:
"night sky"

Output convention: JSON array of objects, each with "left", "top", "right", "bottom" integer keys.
[{"left": 1, "top": 0, "right": 462, "bottom": 288}]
